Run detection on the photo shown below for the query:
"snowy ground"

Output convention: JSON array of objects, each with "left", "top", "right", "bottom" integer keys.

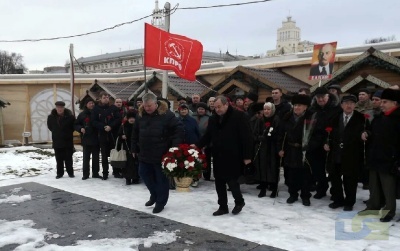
[{"left": 1, "top": 146, "right": 399, "bottom": 251}]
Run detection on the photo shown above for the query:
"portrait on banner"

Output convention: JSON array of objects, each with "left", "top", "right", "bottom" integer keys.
[{"left": 309, "top": 42, "right": 337, "bottom": 80}]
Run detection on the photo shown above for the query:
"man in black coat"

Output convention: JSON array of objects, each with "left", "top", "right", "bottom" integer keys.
[
  {"left": 359, "top": 88, "right": 400, "bottom": 222},
  {"left": 91, "top": 91, "right": 122, "bottom": 180},
  {"left": 197, "top": 95, "right": 253, "bottom": 216},
  {"left": 308, "top": 87, "right": 342, "bottom": 199},
  {"left": 131, "top": 93, "right": 184, "bottom": 214},
  {"left": 74, "top": 98, "right": 101, "bottom": 180},
  {"left": 47, "top": 101, "right": 76, "bottom": 179},
  {"left": 271, "top": 88, "right": 292, "bottom": 119},
  {"left": 324, "top": 95, "right": 366, "bottom": 211}
]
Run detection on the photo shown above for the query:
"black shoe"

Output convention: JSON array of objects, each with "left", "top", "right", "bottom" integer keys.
[
  {"left": 102, "top": 176, "right": 108, "bottom": 180},
  {"left": 82, "top": 176, "right": 89, "bottom": 180},
  {"left": 132, "top": 179, "right": 140, "bottom": 184},
  {"left": 114, "top": 173, "right": 123, "bottom": 178},
  {"left": 213, "top": 207, "right": 229, "bottom": 216},
  {"left": 380, "top": 215, "right": 393, "bottom": 222},
  {"left": 152, "top": 206, "right": 164, "bottom": 214},
  {"left": 302, "top": 198, "right": 311, "bottom": 206},
  {"left": 286, "top": 196, "right": 298, "bottom": 204},
  {"left": 126, "top": 179, "right": 132, "bottom": 185},
  {"left": 55, "top": 175, "right": 62, "bottom": 179},
  {"left": 270, "top": 191, "right": 278, "bottom": 198},
  {"left": 256, "top": 184, "right": 262, "bottom": 189},
  {"left": 313, "top": 192, "right": 326, "bottom": 199},
  {"left": 343, "top": 206, "right": 353, "bottom": 211},
  {"left": 145, "top": 200, "right": 156, "bottom": 207},
  {"left": 232, "top": 202, "right": 245, "bottom": 215},
  {"left": 92, "top": 174, "right": 103, "bottom": 179},
  {"left": 258, "top": 189, "right": 267, "bottom": 198},
  {"left": 329, "top": 202, "right": 344, "bottom": 209},
  {"left": 68, "top": 174, "right": 75, "bottom": 178}
]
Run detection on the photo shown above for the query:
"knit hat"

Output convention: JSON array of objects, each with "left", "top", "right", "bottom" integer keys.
[
  {"left": 381, "top": 88, "right": 400, "bottom": 102},
  {"left": 341, "top": 94, "right": 357, "bottom": 103},
  {"left": 372, "top": 90, "right": 383, "bottom": 98},
  {"left": 291, "top": 94, "right": 311, "bottom": 106}
]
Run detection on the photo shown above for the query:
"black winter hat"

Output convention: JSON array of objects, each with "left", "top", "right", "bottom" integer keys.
[
  {"left": 179, "top": 103, "right": 189, "bottom": 110},
  {"left": 55, "top": 101, "right": 65, "bottom": 107},
  {"left": 251, "top": 102, "right": 264, "bottom": 113},
  {"left": 247, "top": 92, "right": 259, "bottom": 102},
  {"left": 291, "top": 94, "right": 311, "bottom": 106},
  {"left": 358, "top": 88, "right": 370, "bottom": 94},
  {"left": 84, "top": 97, "right": 95, "bottom": 105},
  {"left": 196, "top": 102, "right": 208, "bottom": 110},
  {"left": 127, "top": 101, "right": 135, "bottom": 107},
  {"left": 341, "top": 94, "right": 357, "bottom": 103},
  {"left": 327, "top": 84, "right": 341, "bottom": 92},
  {"left": 381, "top": 88, "right": 400, "bottom": 102},
  {"left": 126, "top": 111, "right": 137, "bottom": 119},
  {"left": 314, "top": 87, "right": 329, "bottom": 95}
]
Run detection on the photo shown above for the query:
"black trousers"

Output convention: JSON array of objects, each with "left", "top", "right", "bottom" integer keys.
[
  {"left": 215, "top": 176, "right": 244, "bottom": 208},
  {"left": 307, "top": 149, "right": 329, "bottom": 195},
  {"left": 54, "top": 147, "right": 74, "bottom": 177},
  {"left": 330, "top": 164, "right": 358, "bottom": 207},
  {"left": 100, "top": 142, "right": 111, "bottom": 176},
  {"left": 203, "top": 147, "right": 212, "bottom": 180},
  {"left": 82, "top": 145, "right": 100, "bottom": 178},
  {"left": 368, "top": 169, "right": 397, "bottom": 218},
  {"left": 123, "top": 152, "right": 139, "bottom": 180},
  {"left": 288, "top": 167, "right": 312, "bottom": 199}
]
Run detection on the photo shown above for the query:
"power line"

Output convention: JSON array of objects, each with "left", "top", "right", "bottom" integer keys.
[{"left": 0, "top": 0, "right": 271, "bottom": 43}]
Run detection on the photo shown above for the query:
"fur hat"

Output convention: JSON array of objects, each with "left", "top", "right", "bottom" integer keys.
[
  {"left": 196, "top": 102, "right": 208, "bottom": 110},
  {"left": 291, "top": 94, "right": 311, "bottom": 106},
  {"left": 314, "top": 87, "right": 329, "bottom": 95},
  {"left": 247, "top": 92, "right": 259, "bottom": 102},
  {"left": 55, "top": 101, "right": 65, "bottom": 107},
  {"left": 381, "top": 88, "right": 400, "bottom": 102},
  {"left": 341, "top": 94, "right": 357, "bottom": 103}
]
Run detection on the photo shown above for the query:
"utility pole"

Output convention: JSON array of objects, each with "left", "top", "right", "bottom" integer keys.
[{"left": 161, "top": 2, "right": 170, "bottom": 98}]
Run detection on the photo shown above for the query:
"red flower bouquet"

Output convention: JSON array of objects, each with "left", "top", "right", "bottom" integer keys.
[{"left": 162, "top": 144, "right": 207, "bottom": 178}]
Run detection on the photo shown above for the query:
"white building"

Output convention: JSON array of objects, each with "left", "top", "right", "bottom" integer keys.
[{"left": 267, "top": 16, "right": 315, "bottom": 57}]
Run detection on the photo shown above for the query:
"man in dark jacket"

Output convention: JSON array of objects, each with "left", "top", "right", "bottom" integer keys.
[
  {"left": 359, "top": 88, "right": 400, "bottom": 222},
  {"left": 197, "top": 95, "right": 253, "bottom": 216},
  {"left": 272, "top": 88, "right": 292, "bottom": 119},
  {"left": 91, "top": 91, "right": 122, "bottom": 180},
  {"left": 308, "top": 87, "right": 342, "bottom": 199},
  {"left": 47, "top": 101, "right": 76, "bottom": 179},
  {"left": 74, "top": 98, "right": 101, "bottom": 180},
  {"left": 131, "top": 93, "right": 183, "bottom": 214},
  {"left": 324, "top": 95, "right": 366, "bottom": 211}
]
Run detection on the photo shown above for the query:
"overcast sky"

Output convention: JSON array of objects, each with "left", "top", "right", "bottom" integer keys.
[{"left": 0, "top": 0, "right": 399, "bottom": 71}]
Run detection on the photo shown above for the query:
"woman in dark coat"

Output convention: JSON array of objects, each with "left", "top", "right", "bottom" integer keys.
[
  {"left": 278, "top": 95, "right": 314, "bottom": 206},
  {"left": 177, "top": 104, "right": 200, "bottom": 145},
  {"left": 118, "top": 111, "right": 139, "bottom": 185},
  {"left": 253, "top": 102, "right": 280, "bottom": 198}
]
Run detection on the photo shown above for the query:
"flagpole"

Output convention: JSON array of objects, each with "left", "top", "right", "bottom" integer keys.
[
  {"left": 161, "top": 2, "right": 171, "bottom": 98},
  {"left": 69, "top": 44, "right": 75, "bottom": 116},
  {"left": 143, "top": 22, "right": 148, "bottom": 94}
]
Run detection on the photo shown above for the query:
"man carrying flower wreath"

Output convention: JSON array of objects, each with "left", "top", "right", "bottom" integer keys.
[
  {"left": 131, "top": 93, "right": 184, "bottom": 214},
  {"left": 196, "top": 95, "right": 253, "bottom": 216}
]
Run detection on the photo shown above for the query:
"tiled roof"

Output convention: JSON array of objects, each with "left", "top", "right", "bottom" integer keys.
[
  {"left": 96, "top": 81, "right": 143, "bottom": 100},
  {"left": 244, "top": 67, "right": 309, "bottom": 93},
  {"left": 168, "top": 76, "right": 208, "bottom": 97}
]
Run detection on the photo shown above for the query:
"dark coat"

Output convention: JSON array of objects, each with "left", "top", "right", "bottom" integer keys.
[
  {"left": 91, "top": 103, "right": 122, "bottom": 145},
  {"left": 253, "top": 114, "right": 280, "bottom": 183},
  {"left": 47, "top": 108, "right": 75, "bottom": 148},
  {"left": 309, "top": 63, "right": 334, "bottom": 76},
  {"left": 308, "top": 93, "right": 342, "bottom": 152},
  {"left": 367, "top": 107, "right": 400, "bottom": 173},
  {"left": 197, "top": 106, "right": 253, "bottom": 178},
  {"left": 326, "top": 111, "right": 366, "bottom": 177},
  {"left": 74, "top": 108, "right": 99, "bottom": 146},
  {"left": 118, "top": 121, "right": 134, "bottom": 152},
  {"left": 278, "top": 109, "right": 315, "bottom": 169},
  {"left": 275, "top": 99, "right": 292, "bottom": 120},
  {"left": 131, "top": 101, "right": 184, "bottom": 164},
  {"left": 179, "top": 115, "right": 201, "bottom": 145}
]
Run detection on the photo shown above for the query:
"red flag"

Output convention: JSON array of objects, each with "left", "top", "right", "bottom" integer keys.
[{"left": 144, "top": 23, "right": 203, "bottom": 81}]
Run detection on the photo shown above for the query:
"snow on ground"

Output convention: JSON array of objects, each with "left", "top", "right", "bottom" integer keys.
[{"left": 1, "top": 146, "right": 399, "bottom": 251}]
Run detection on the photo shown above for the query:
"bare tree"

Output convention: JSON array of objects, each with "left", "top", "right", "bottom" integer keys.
[
  {"left": 0, "top": 50, "right": 27, "bottom": 74},
  {"left": 364, "top": 35, "right": 396, "bottom": 44}
]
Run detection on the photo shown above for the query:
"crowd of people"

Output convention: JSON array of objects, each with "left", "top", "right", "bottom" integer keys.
[{"left": 47, "top": 86, "right": 400, "bottom": 220}]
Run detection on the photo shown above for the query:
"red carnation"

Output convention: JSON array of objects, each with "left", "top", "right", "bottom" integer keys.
[
  {"left": 364, "top": 114, "right": 370, "bottom": 120},
  {"left": 178, "top": 162, "right": 185, "bottom": 168},
  {"left": 325, "top": 127, "right": 333, "bottom": 133},
  {"left": 203, "top": 163, "right": 208, "bottom": 169},
  {"left": 175, "top": 151, "right": 182, "bottom": 158},
  {"left": 84, "top": 117, "right": 90, "bottom": 123},
  {"left": 183, "top": 150, "right": 190, "bottom": 157},
  {"left": 187, "top": 156, "right": 195, "bottom": 162},
  {"left": 265, "top": 122, "right": 271, "bottom": 127}
]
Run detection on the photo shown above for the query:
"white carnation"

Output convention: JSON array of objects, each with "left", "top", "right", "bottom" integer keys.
[{"left": 169, "top": 147, "right": 178, "bottom": 152}]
